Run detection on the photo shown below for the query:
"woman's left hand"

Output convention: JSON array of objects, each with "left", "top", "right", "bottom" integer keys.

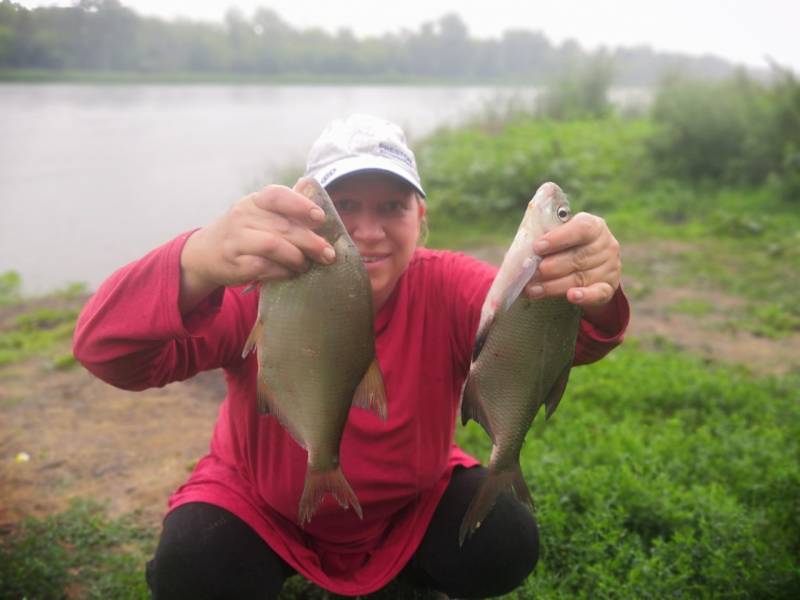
[{"left": 523, "top": 212, "right": 621, "bottom": 314}]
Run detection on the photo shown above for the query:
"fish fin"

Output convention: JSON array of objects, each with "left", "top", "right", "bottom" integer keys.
[
  {"left": 242, "top": 278, "right": 268, "bottom": 296},
  {"left": 471, "top": 316, "right": 493, "bottom": 362},
  {"left": 500, "top": 254, "right": 542, "bottom": 313},
  {"left": 298, "top": 465, "right": 363, "bottom": 527},
  {"left": 351, "top": 358, "right": 388, "bottom": 420},
  {"left": 458, "top": 465, "right": 533, "bottom": 547},
  {"left": 241, "top": 315, "right": 264, "bottom": 359},
  {"left": 255, "top": 373, "right": 271, "bottom": 415},
  {"left": 460, "top": 374, "right": 495, "bottom": 444},
  {"left": 544, "top": 364, "right": 573, "bottom": 420},
  {"left": 472, "top": 247, "right": 541, "bottom": 361},
  {"left": 255, "top": 371, "right": 310, "bottom": 450}
]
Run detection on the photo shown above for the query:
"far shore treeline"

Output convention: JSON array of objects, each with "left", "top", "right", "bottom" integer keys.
[{"left": 1, "top": 0, "right": 744, "bottom": 83}]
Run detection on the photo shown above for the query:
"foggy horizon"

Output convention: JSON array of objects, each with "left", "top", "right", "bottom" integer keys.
[{"left": 16, "top": 0, "right": 800, "bottom": 72}]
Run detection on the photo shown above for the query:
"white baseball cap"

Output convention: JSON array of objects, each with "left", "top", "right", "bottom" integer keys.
[{"left": 304, "top": 114, "right": 426, "bottom": 197}]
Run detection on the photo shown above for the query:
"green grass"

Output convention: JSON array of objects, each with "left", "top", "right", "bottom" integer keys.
[
  {"left": 0, "top": 306, "right": 80, "bottom": 367},
  {"left": 0, "top": 271, "right": 86, "bottom": 367},
  {"left": 421, "top": 118, "right": 800, "bottom": 245},
  {"left": 669, "top": 299, "right": 715, "bottom": 317},
  {"left": 0, "top": 271, "right": 22, "bottom": 306},
  {"left": 421, "top": 117, "right": 800, "bottom": 338},
  {"left": 2, "top": 347, "right": 797, "bottom": 598},
  {"left": 0, "top": 500, "right": 157, "bottom": 600},
  {"left": 419, "top": 118, "right": 654, "bottom": 226},
  {"left": 458, "top": 345, "right": 800, "bottom": 599},
  {"left": 648, "top": 236, "right": 800, "bottom": 338}
]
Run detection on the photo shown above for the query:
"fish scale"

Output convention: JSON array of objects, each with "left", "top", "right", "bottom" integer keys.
[
  {"left": 258, "top": 233, "right": 374, "bottom": 463},
  {"left": 470, "top": 296, "right": 580, "bottom": 470},
  {"left": 242, "top": 177, "right": 387, "bottom": 526},
  {"left": 459, "top": 181, "right": 581, "bottom": 546}
]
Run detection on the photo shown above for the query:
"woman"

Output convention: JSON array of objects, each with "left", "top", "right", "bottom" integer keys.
[{"left": 73, "top": 114, "right": 628, "bottom": 599}]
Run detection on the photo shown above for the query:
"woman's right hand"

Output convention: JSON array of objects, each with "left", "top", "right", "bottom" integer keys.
[{"left": 179, "top": 183, "right": 335, "bottom": 313}]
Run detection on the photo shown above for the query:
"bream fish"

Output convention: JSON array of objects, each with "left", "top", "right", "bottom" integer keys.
[
  {"left": 242, "top": 177, "right": 387, "bottom": 526},
  {"left": 459, "top": 181, "right": 581, "bottom": 545}
]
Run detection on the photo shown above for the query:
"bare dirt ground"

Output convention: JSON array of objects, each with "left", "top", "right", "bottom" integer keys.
[{"left": 2, "top": 241, "right": 799, "bottom": 536}]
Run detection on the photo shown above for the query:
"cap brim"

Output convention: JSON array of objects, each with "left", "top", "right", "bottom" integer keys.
[{"left": 310, "top": 156, "right": 425, "bottom": 197}]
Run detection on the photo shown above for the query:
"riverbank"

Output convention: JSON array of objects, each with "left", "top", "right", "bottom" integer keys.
[{"left": 0, "top": 69, "right": 551, "bottom": 86}]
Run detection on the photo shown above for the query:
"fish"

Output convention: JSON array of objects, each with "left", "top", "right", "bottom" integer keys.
[
  {"left": 242, "top": 176, "right": 387, "bottom": 526},
  {"left": 458, "top": 181, "right": 581, "bottom": 546}
]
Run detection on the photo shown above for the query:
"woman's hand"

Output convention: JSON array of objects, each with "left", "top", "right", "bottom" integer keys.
[
  {"left": 524, "top": 212, "right": 621, "bottom": 319},
  {"left": 179, "top": 184, "right": 335, "bottom": 313}
]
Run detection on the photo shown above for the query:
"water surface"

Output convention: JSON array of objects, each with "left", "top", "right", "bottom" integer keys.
[
  {"left": 1, "top": 84, "right": 547, "bottom": 293},
  {"left": 0, "top": 83, "right": 647, "bottom": 293}
]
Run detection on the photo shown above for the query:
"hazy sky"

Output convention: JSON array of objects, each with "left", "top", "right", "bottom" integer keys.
[{"left": 20, "top": 0, "right": 800, "bottom": 71}]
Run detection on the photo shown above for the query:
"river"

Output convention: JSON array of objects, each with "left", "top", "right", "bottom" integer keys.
[{"left": 0, "top": 83, "right": 647, "bottom": 293}]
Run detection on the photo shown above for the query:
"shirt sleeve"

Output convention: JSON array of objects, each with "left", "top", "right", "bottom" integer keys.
[
  {"left": 573, "top": 285, "right": 630, "bottom": 365},
  {"left": 72, "top": 231, "right": 254, "bottom": 391}
]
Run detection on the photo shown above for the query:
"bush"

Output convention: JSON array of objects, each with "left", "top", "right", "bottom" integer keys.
[
  {"left": 418, "top": 118, "right": 652, "bottom": 224},
  {"left": 0, "top": 270, "right": 21, "bottom": 305},
  {"left": 647, "top": 68, "right": 800, "bottom": 193},
  {"left": 537, "top": 55, "right": 615, "bottom": 121}
]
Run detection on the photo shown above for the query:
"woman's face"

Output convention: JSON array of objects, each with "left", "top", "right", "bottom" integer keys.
[{"left": 327, "top": 172, "right": 425, "bottom": 311}]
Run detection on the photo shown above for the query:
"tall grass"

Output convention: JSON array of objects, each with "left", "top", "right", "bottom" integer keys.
[{"left": 647, "top": 67, "right": 800, "bottom": 199}]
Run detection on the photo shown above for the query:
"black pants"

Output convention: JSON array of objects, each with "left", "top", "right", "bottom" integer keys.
[{"left": 146, "top": 466, "right": 539, "bottom": 599}]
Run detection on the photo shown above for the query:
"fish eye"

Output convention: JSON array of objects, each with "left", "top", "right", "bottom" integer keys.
[{"left": 556, "top": 206, "right": 571, "bottom": 221}]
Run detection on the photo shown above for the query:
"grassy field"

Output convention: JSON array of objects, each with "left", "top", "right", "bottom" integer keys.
[
  {"left": 2, "top": 346, "right": 797, "bottom": 598},
  {"left": 493, "top": 349, "right": 798, "bottom": 598},
  {"left": 2, "top": 81, "right": 799, "bottom": 597}
]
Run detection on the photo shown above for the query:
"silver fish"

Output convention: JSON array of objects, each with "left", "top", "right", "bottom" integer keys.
[
  {"left": 459, "top": 181, "right": 581, "bottom": 545},
  {"left": 242, "top": 177, "right": 387, "bottom": 526}
]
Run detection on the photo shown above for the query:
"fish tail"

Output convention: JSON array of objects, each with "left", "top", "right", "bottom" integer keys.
[
  {"left": 458, "top": 464, "right": 533, "bottom": 547},
  {"left": 298, "top": 465, "right": 363, "bottom": 526}
]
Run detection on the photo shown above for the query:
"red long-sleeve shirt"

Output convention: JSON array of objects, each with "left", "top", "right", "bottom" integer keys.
[{"left": 73, "top": 232, "right": 629, "bottom": 595}]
